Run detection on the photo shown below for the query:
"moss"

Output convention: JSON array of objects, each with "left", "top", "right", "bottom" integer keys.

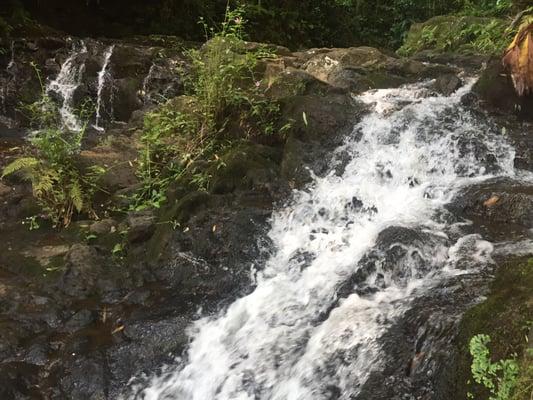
[
  {"left": 512, "top": 347, "right": 533, "bottom": 400},
  {"left": 398, "top": 15, "right": 509, "bottom": 57},
  {"left": 452, "top": 258, "right": 533, "bottom": 399}
]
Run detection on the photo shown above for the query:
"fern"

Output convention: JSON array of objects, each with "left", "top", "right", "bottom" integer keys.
[
  {"left": 1, "top": 86, "right": 105, "bottom": 227},
  {"left": 69, "top": 181, "right": 83, "bottom": 212},
  {"left": 2, "top": 157, "right": 38, "bottom": 178}
]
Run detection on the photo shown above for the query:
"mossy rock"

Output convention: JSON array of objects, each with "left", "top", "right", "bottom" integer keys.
[
  {"left": 398, "top": 15, "right": 508, "bottom": 57},
  {"left": 301, "top": 46, "right": 457, "bottom": 93},
  {"left": 451, "top": 258, "right": 533, "bottom": 399},
  {"left": 264, "top": 67, "right": 332, "bottom": 100}
]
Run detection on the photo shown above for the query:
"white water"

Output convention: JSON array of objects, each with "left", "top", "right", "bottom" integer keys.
[
  {"left": 46, "top": 40, "right": 87, "bottom": 131},
  {"left": 141, "top": 63, "right": 157, "bottom": 103},
  {"left": 130, "top": 81, "right": 523, "bottom": 400},
  {"left": 94, "top": 45, "right": 114, "bottom": 131}
]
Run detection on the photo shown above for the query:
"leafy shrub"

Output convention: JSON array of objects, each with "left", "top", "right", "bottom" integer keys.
[
  {"left": 469, "top": 334, "right": 520, "bottom": 400},
  {"left": 398, "top": 15, "right": 510, "bottom": 56},
  {"left": 461, "top": 0, "right": 513, "bottom": 17},
  {"left": 1, "top": 66, "right": 104, "bottom": 227},
  {"left": 133, "top": 5, "right": 286, "bottom": 210}
]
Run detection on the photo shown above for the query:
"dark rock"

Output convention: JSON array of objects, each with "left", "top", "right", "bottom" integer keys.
[
  {"left": 62, "top": 310, "right": 95, "bottom": 333},
  {"left": 59, "top": 244, "right": 105, "bottom": 298},
  {"left": 59, "top": 357, "right": 106, "bottom": 400},
  {"left": 89, "top": 219, "right": 117, "bottom": 235},
  {"left": 433, "top": 73, "right": 462, "bottom": 96},
  {"left": 127, "top": 211, "right": 156, "bottom": 244},
  {"left": 209, "top": 143, "right": 282, "bottom": 195},
  {"left": 473, "top": 58, "right": 533, "bottom": 121},
  {"left": 448, "top": 180, "right": 533, "bottom": 242},
  {"left": 113, "top": 77, "right": 143, "bottom": 122}
]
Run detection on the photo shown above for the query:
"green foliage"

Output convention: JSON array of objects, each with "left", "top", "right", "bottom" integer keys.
[
  {"left": 1, "top": 65, "right": 104, "bottom": 227},
  {"left": 398, "top": 16, "right": 510, "bottom": 56},
  {"left": 469, "top": 334, "right": 520, "bottom": 400},
  {"left": 133, "top": 5, "right": 286, "bottom": 210},
  {"left": 461, "top": 0, "right": 513, "bottom": 17},
  {"left": 511, "top": 347, "right": 533, "bottom": 400}
]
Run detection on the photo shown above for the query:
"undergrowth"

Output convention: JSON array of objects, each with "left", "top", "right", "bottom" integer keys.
[
  {"left": 398, "top": 15, "right": 512, "bottom": 56},
  {"left": 1, "top": 64, "right": 104, "bottom": 227},
  {"left": 132, "top": 5, "right": 288, "bottom": 211},
  {"left": 469, "top": 334, "right": 520, "bottom": 400}
]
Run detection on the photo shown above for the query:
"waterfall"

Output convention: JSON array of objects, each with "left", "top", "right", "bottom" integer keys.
[
  {"left": 46, "top": 39, "right": 87, "bottom": 131},
  {"left": 7, "top": 40, "right": 15, "bottom": 70},
  {"left": 94, "top": 45, "right": 114, "bottom": 131},
  {"left": 141, "top": 63, "right": 157, "bottom": 104},
  {"left": 128, "top": 80, "right": 527, "bottom": 400}
]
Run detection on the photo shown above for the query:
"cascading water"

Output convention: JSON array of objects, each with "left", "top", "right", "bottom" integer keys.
[
  {"left": 141, "top": 63, "right": 157, "bottom": 104},
  {"left": 128, "top": 80, "right": 528, "bottom": 400},
  {"left": 46, "top": 39, "right": 87, "bottom": 131},
  {"left": 94, "top": 45, "right": 114, "bottom": 131}
]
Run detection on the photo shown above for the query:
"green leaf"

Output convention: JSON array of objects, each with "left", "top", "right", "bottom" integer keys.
[
  {"left": 2, "top": 157, "right": 39, "bottom": 178},
  {"left": 70, "top": 182, "right": 83, "bottom": 212}
]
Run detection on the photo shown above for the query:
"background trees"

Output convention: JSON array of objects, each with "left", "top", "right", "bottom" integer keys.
[{"left": 0, "top": 0, "right": 518, "bottom": 50}]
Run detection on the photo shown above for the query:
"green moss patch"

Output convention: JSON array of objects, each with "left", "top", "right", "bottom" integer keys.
[{"left": 453, "top": 258, "right": 533, "bottom": 399}]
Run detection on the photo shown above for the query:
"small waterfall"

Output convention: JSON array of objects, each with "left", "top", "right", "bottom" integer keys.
[
  {"left": 94, "top": 45, "right": 114, "bottom": 131},
  {"left": 141, "top": 63, "right": 157, "bottom": 104},
  {"left": 46, "top": 39, "right": 87, "bottom": 131},
  {"left": 7, "top": 40, "right": 15, "bottom": 70},
  {"left": 128, "top": 81, "right": 528, "bottom": 400}
]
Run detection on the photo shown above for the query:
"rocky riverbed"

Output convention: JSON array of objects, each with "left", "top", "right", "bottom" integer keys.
[{"left": 0, "top": 27, "right": 532, "bottom": 399}]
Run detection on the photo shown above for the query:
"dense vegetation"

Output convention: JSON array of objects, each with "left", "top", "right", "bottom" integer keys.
[
  {"left": 132, "top": 7, "right": 288, "bottom": 210},
  {"left": 0, "top": 0, "right": 521, "bottom": 50},
  {"left": 2, "top": 67, "right": 105, "bottom": 227}
]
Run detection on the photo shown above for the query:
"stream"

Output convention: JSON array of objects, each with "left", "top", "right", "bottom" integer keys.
[{"left": 123, "top": 80, "right": 531, "bottom": 399}]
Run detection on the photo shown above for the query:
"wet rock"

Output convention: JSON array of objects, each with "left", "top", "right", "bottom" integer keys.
[
  {"left": 449, "top": 180, "right": 533, "bottom": 241},
  {"left": 126, "top": 211, "right": 156, "bottom": 244},
  {"left": 113, "top": 77, "right": 144, "bottom": 122},
  {"left": 301, "top": 46, "right": 456, "bottom": 93},
  {"left": 107, "top": 316, "right": 190, "bottom": 397},
  {"left": 209, "top": 143, "right": 282, "bottom": 195},
  {"left": 22, "top": 244, "right": 70, "bottom": 268},
  {"left": 141, "top": 58, "right": 185, "bottom": 104},
  {"left": 0, "top": 182, "right": 12, "bottom": 197},
  {"left": 59, "top": 244, "right": 105, "bottom": 298},
  {"left": 78, "top": 136, "right": 138, "bottom": 192},
  {"left": 433, "top": 73, "right": 462, "bottom": 96},
  {"left": 59, "top": 356, "right": 106, "bottom": 400},
  {"left": 473, "top": 58, "right": 533, "bottom": 121},
  {"left": 62, "top": 310, "right": 95, "bottom": 333},
  {"left": 89, "top": 218, "right": 117, "bottom": 235}
]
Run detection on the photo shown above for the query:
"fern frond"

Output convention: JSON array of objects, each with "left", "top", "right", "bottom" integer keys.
[
  {"left": 2, "top": 157, "right": 39, "bottom": 178},
  {"left": 69, "top": 181, "right": 83, "bottom": 212},
  {"left": 33, "top": 169, "right": 56, "bottom": 196}
]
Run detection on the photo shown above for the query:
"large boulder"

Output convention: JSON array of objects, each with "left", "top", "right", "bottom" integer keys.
[
  {"left": 473, "top": 58, "right": 533, "bottom": 121},
  {"left": 300, "top": 46, "right": 456, "bottom": 93}
]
